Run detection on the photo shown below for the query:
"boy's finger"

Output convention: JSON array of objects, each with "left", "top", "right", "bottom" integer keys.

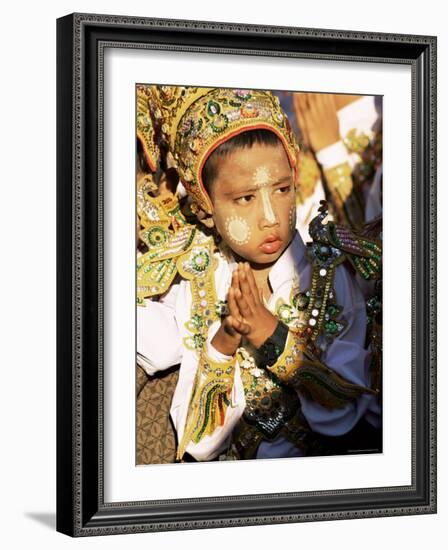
[
  {"left": 233, "top": 317, "right": 251, "bottom": 335},
  {"left": 224, "top": 315, "right": 237, "bottom": 336},
  {"left": 232, "top": 270, "right": 241, "bottom": 294},
  {"left": 245, "top": 263, "right": 260, "bottom": 305},
  {"left": 239, "top": 320, "right": 251, "bottom": 335},
  {"left": 231, "top": 272, "right": 243, "bottom": 312},
  {"left": 228, "top": 287, "right": 243, "bottom": 322},
  {"left": 236, "top": 289, "right": 251, "bottom": 316},
  {"left": 238, "top": 265, "right": 255, "bottom": 311},
  {"left": 227, "top": 317, "right": 247, "bottom": 337},
  {"left": 226, "top": 315, "right": 239, "bottom": 333},
  {"left": 228, "top": 315, "right": 250, "bottom": 336}
]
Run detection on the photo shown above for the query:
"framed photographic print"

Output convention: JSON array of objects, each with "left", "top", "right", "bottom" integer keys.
[{"left": 56, "top": 13, "right": 437, "bottom": 536}]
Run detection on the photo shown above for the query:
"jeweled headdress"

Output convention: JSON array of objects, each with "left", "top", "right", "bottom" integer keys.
[
  {"left": 136, "top": 85, "right": 160, "bottom": 172},
  {"left": 151, "top": 86, "right": 300, "bottom": 214}
]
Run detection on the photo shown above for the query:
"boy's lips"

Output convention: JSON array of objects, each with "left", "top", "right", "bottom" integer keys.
[{"left": 259, "top": 235, "right": 282, "bottom": 254}]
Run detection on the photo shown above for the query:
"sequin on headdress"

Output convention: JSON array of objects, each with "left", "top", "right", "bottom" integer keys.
[{"left": 151, "top": 86, "right": 300, "bottom": 214}]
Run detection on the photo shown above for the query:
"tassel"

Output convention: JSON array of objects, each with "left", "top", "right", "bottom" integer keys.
[{"left": 177, "top": 354, "right": 235, "bottom": 461}]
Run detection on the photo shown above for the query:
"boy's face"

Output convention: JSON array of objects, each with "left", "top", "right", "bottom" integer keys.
[{"left": 209, "top": 142, "right": 297, "bottom": 265}]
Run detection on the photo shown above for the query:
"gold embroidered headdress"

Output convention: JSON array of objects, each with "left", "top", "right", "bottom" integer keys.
[
  {"left": 151, "top": 86, "right": 300, "bottom": 214},
  {"left": 136, "top": 85, "right": 160, "bottom": 172}
]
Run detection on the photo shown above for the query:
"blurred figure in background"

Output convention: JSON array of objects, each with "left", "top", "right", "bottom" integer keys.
[
  {"left": 293, "top": 93, "right": 382, "bottom": 229},
  {"left": 274, "top": 90, "right": 329, "bottom": 242}
]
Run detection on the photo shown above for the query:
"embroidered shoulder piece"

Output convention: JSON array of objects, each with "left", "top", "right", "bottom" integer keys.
[
  {"left": 267, "top": 331, "right": 376, "bottom": 410},
  {"left": 136, "top": 192, "right": 217, "bottom": 303},
  {"left": 177, "top": 351, "right": 236, "bottom": 461},
  {"left": 309, "top": 200, "right": 382, "bottom": 281}
]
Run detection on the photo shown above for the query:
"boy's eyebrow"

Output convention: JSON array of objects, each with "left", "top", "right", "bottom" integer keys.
[{"left": 224, "top": 175, "right": 292, "bottom": 196}]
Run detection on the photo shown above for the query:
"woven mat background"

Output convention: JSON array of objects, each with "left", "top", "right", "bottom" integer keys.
[{"left": 136, "top": 365, "right": 179, "bottom": 465}]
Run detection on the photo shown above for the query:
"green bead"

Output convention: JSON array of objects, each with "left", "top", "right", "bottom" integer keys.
[{"left": 325, "top": 320, "right": 339, "bottom": 334}]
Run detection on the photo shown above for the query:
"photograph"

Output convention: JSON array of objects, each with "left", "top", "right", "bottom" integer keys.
[
  {"left": 1, "top": 0, "right": 445, "bottom": 547},
  {"left": 135, "top": 85, "right": 383, "bottom": 465},
  {"left": 55, "top": 11, "right": 436, "bottom": 536}
]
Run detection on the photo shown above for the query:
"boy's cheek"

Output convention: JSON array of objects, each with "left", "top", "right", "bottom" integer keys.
[{"left": 215, "top": 212, "right": 253, "bottom": 248}]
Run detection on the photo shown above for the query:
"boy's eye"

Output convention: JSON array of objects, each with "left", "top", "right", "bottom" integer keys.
[
  {"left": 275, "top": 184, "right": 292, "bottom": 194},
  {"left": 235, "top": 194, "right": 255, "bottom": 205}
]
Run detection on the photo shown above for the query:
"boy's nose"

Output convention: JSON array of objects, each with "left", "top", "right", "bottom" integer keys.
[
  {"left": 260, "top": 212, "right": 279, "bottom": 228},
  {"left": 259, "top": 187, "right": 279, "bottom": 227}
]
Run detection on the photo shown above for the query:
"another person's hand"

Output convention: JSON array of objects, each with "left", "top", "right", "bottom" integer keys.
[{"left": 293, "top": 93, "right": 341, "bottom": 154}]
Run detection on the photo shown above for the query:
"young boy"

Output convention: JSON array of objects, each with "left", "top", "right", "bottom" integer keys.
[{"left": 137, "top": 86, "right": 381, "bottom": 462}]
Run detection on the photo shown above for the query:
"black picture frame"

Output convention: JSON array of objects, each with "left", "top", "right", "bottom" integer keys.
[{"left": 56, "top": 12, "right": 437, "bottom": 537}]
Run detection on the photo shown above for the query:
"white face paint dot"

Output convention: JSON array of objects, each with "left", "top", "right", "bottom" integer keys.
[
  {"left": 225, "top": 216, "right": 251, "bottom": 245},
  {"left": 253, "top": 166, "right": 272, "bottom": 188}
]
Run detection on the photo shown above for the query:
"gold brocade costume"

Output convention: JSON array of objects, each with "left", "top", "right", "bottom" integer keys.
[
  {"left": 137, "top": 190, "right": 380, "bottom": 461},
  {"left": 136, "top": 86, "right": 382, "bottom": 461}
]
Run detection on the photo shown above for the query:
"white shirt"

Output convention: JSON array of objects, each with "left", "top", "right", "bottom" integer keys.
[
  {"left": 137, "top": 231, "right": 380, "bottom": 461},
  {"left": 316, "top": 95, "right": 380, "bottom": 171}
]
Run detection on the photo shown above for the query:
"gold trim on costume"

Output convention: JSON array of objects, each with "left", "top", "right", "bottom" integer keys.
[
  {"left": 177, "top": 351, "right": 236, "bottom": 461},
  {"left": 267, "top": 330, "right": 376, "bottom": 410}
]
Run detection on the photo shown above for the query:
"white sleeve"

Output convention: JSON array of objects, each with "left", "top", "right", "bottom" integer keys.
[
  {"left": 315, "top": 140, "right": 351, "bottom": 170},
  {"left": 136, "top": 283, "right": 183, "bottom": 375},
  {"left": 299, "top": 264, "right": 379, "bottom": 436},
  {"left": 171, "top": 322, "right": 246, "bottom": 462}
]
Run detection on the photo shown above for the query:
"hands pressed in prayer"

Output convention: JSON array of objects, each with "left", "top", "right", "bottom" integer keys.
[
  {"left": 211, "top": 262, "right": 278, "bottom": 356},
  {"left": 293, "top": 93, "right": 341, "bottom": 153},
  {"left": 232, "top": 263, "right": 278, "bottom": 349}
]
